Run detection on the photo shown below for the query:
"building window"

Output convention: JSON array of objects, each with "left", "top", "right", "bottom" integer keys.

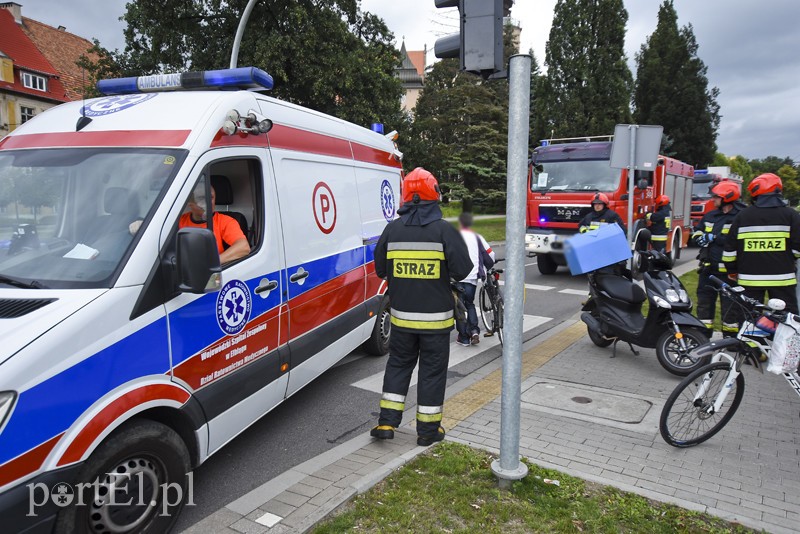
[
  {"left": 20, "top": 106, "right": 35, "bottom": 124},
  {"left": 21, "top": 72, "right": 47, "bottom": 91}
]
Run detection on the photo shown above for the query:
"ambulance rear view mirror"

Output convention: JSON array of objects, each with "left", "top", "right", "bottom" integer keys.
[{"left": 176, "top": 227, "right": 222, "bottom": 294}]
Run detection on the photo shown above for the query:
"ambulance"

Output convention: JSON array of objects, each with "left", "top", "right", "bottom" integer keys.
[{"left": 0, "top": 67, "right": 400, "bottom": 532}]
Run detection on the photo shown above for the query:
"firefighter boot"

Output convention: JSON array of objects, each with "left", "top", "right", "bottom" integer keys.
[
  {"left": 370, "top": 425, "right": 395, "bottom": 439},
  {"left": 417, "top": 426, "right": 445, "bottom": 446}
]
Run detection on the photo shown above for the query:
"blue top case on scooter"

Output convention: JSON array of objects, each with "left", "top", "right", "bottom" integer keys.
[{"left": 564, "top": 224, "right": 632, "bottom": 275}]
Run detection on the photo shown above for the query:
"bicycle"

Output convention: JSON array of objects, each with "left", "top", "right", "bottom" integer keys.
[
  {"left": 478, "top": 258, "right": 504, "bottom": 346},
  {"left": 659, "top": 275, "right": 800, "bottom": 447}
]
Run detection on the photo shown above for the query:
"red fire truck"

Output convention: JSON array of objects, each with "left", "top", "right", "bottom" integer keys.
[
  {"left": 525, "top": 136, "right": 695, "bottom": 274},
  {"left": 690, "top": 168, "right": 743, "bottom": 227}
]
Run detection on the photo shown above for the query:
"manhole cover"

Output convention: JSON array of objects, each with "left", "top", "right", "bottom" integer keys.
[
  {"left": 522, "top": 382, "right": 652, "bottom": 424},
  {"left": 571, "top": 396, "right": 592, "bottom": 404}
]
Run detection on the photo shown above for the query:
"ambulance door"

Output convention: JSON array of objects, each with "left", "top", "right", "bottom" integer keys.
[
  {"left": 272, "top": 153, "right": 366, "bottom": 397},
  {"left": 164, "top": 148, "right": 288, "bottom": 454}
]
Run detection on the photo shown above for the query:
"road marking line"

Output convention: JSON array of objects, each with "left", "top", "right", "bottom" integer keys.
[
  {"left": 559, "top": 288, "right": 589, "bottom": 296},
  {"left": 498, "top": 281, "right": 555, "bottom": 291},
  {"left": 351, "top": 314, "right": 552, "bottom": 393}
]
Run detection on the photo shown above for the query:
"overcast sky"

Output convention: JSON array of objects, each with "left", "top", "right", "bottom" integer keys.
[{"left": 18, "top": 0, "right": 800, "bottom": 162}]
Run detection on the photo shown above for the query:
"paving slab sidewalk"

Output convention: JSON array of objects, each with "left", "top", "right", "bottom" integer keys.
[{"left": 184, "top": 260, "right": 800, "bottom": 534}]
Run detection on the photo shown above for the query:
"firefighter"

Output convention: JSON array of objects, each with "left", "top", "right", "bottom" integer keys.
[
  {"left": 647, "top": 195, "right": 671, "bottom": 252},
  {"left": 578, "top": 193, "right": 626, "bottom": 234},
  {"left": 370, "top": 167, "right": 473, "bottom": 446},
  {"left": 723, "top": 173, "right": 800, "bottom": 314},
  {"left": 693, "top": 182, "right": 745, "bottom": 335}
]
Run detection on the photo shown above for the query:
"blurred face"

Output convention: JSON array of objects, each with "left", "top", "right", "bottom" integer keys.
[
  {"left": 187, "top": 185, "right": 216, "bottom": 222},
  {"left": 713, "top": 195, "right": 723, "bottom": 208},
  {"left": 592, "top": 202, "right": 604, "bottom": 212}
]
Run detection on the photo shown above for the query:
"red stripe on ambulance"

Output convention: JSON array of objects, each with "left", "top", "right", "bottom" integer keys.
[
  {"left": 0, "top": 433, "right": 63, "bottom": 488},
  {"left": 56, "top": 384, "right": 190, "bottom": 466},
  {"left": 0, "top": 130, "right": 192, "bottom": 149}
]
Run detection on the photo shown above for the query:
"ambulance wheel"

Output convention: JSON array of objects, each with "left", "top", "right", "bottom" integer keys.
[
  {"left": 537, "top": 253, "right": 558, "bottom": 275},
  {"left": 54, "top": 419, "right": 190, "bottom": 534},
  {"left": 363, "top": 298, "right": 391, "bottom": 356}
]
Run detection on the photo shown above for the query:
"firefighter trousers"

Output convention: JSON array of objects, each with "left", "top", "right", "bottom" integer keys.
[
  {"left": 697, "top": 269, "right": 739, "bottom": 334},
  {"left": 742, "top": 285, "right": 799, "bottom": 315},
  {"left": 378, "top": 329, "right": 450, "bottom": 438}
]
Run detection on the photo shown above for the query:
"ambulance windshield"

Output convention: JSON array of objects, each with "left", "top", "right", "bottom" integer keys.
[{"left": 0, "top": 148, "right": 186, "bottom": 289}]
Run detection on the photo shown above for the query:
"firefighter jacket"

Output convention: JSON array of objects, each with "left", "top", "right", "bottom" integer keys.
[
  {"left": 722, "top": 194, "right": 800, "bottom": 287},
  {"left": 692, "top": 202, "right": 743, "bottom": 272},
  {"left": 646, "top": 204, "right": 671, "bottom": 244},
  {"left": 578, "top": 207, "right": 626, "bottom": 234},
  {"left": 374, "top": 202, "right": 473, "bottom": 334}
]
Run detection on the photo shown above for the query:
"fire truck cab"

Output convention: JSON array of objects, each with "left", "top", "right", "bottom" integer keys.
[
  {"left": 690, "top": 168, "right": 743, "bottom": 228},
  {"left": 525, "top": 137, "right": 694, "bottom": 274}
]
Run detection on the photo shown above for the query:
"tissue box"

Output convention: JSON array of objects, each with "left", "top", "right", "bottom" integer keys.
[{"left": 563, "top": 224, "right": 631, "bottom": 275}]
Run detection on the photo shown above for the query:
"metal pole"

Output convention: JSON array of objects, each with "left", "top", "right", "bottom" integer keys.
[
  {"left": 230, "top": 0, "right": 259, "bottom": 68},
  {"left": 491, "top": 54, "right": 531, "bottom": 489},
  {"left": 626, "top": 125, "right": 638, "bottom": 245}
]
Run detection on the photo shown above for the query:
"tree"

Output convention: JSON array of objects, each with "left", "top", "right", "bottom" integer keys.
[
  {"left": 405, "top": 24, "right": 525, "bottom": 213},
  {"left": 90, "top": 0, "right": 403, "bottom": 129},
  {"left": 776, "top": 165, "right": 800, "bottom": 207},
  {"left": 633, "top": 0, "right": 720, "bottom": 167},
  {"left": 538, "top": 0, "right": 632, "bottom": 140}
]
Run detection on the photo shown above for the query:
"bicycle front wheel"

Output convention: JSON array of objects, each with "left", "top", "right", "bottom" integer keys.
[
  {"left": 479, "top": 284, "right": 493, "bottom": 332},
  {"left": 495, "top": 298, "right": 503, "bottom": 346},
  {"left": 659, "top": 361, "right": 745, "bottom": 448}
]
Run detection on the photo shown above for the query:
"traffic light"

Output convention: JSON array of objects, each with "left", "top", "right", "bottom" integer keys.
[{"left": 434, "top": 0, "right": 506, "bottom": 78}]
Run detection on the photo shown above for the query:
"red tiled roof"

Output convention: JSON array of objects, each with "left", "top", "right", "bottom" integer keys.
[
  {"left": 407, "top": 51, "right": 425, "bottom": 77},
  {"left": 0, "top": 9, "right": 68, "bottom": 102},
  {"left": 21, "top": 16, "right": 98, "bottom": 101}
]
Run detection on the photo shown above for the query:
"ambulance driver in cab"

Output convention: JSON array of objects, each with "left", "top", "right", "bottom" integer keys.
[
  {"left": 128, "top": 184, "right": 250, "bottom": 264},
  {"left": 179, "top": 185, "right": 250, "bottom": 264}
]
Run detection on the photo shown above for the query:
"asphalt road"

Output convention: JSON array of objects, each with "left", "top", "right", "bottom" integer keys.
[{"left": 176, "top": 246, "right": 696, "bottom": 530}]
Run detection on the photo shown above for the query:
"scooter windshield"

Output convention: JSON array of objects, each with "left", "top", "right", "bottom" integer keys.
[{"left": 0, "top": 148, "right": 186, "bottom": 289}]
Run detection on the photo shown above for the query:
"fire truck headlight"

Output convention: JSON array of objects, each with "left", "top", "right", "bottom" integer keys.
[{"left": 0, "top": 391, "right": 17, "bottom": 433}]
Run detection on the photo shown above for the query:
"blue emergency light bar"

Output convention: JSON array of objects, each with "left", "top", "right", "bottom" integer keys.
[{"left": 96, "top": 67, "right": 274, "bottom": 95}]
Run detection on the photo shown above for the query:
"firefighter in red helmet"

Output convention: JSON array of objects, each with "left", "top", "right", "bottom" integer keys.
[
  {"left": 646, "top": 195, "right": 672, "bottom": 252},
  {"left": 692, "top": 181, "right": 745, "bottom": 335},
  {"left": 370, "top": 167, "right": 473, "bottom": 446},
  {"left": 578, "top": 193, "right": 626, "bottom": 234},
  {"left": 723, "top": 173, "right": 800, "bottom": 314}
]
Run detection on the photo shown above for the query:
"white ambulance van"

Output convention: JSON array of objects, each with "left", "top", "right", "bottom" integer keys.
[{"left": 0, "top": 67, "right": 400, "bottom": 532}]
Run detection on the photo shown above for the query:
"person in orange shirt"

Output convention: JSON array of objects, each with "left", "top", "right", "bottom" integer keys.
[{"left": 179, "top": 186, "right": 250, "bottom": 264}]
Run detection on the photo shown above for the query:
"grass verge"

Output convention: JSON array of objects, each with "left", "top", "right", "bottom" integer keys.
[
  {"left": 312, "top": 442, "right": 756, "bottom": 534},
  {"left": 450, "top": 217, "right": 507, "bottom": 243}
]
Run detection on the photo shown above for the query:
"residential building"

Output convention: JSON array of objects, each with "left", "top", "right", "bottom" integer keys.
[
  {"left": 396, "top": 42, "right": 425, "bottom": 113},
  {"left": 0, "top": 2, "right": 95, "bottom": 136}
]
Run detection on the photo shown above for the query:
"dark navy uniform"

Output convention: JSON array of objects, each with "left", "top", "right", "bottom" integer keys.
[
  {"left": 373, "top": 198, "right": 472, "bottom": 442},
  {"left": 647, "top": 204, "right": 671, "bottom": 252}
]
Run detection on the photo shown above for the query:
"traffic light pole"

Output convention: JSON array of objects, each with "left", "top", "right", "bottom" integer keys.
[{"left": 491, "top": 54, "right": 531, "bottom": 490}]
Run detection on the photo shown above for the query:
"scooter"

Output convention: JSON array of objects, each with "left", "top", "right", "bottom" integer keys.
[{"left": 580, "top": 230, "right": 710, "bottom": 376}]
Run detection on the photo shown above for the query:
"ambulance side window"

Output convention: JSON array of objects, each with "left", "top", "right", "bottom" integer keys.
[{"left": 182, "top": 158, "right": 262, "bottom": 266}]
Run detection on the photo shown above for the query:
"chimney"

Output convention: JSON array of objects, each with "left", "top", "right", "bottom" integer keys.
[
  {"left": 58, "top": 25, "right": 65, "bottom": 31},
  {"left": 0, "top": 2, "right": 22, "bottom": 24}
]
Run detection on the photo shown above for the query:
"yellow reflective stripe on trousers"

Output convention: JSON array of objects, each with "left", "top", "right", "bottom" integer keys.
[
  {"left": 391, "top": 316, "right": 455, "bottom": 329},
  {"left": 380, "top": 400, "right": 405, "bottom": 411},
  {"left": 651, "top": 235, "right": 668, "bottom": 242},
  {"left": 416, "top": 405, "right": 443, "bottom": 423}
]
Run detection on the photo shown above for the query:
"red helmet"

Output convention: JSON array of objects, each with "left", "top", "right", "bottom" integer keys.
[
  {"left": 591, "top": 193, "right": 609, "bottom": 206},
  {"left": 748, "top": 173, "right": 782, "bottom": 197},
  {"left": 402, "top": 167, "right": 440, "bottom": 204},
  {"left": 711, "top": 181, "right": 741, "bottom": 203},
  {"left": 655, "top": 195, "right": 670, "bottom": 208}
]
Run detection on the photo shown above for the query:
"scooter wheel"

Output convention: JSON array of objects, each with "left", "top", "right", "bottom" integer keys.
[
  {"left": 587, "top": 323, "right": 613, "bottom": 347},
  {"left": 655, "top": 328, "right": 710, "bottom": 376}
]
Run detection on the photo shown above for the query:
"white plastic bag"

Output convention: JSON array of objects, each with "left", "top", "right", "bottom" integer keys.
[{"left": 767, "top": 314, "right": 800, "bottom": 374}]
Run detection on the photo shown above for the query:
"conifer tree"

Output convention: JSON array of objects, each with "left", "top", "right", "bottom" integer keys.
[
  {"left": 634, "top": 0, "right": 720, "bottom": 166},
  {"left": 539, "top": 0, "right": 633, "bottom": 140}
]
